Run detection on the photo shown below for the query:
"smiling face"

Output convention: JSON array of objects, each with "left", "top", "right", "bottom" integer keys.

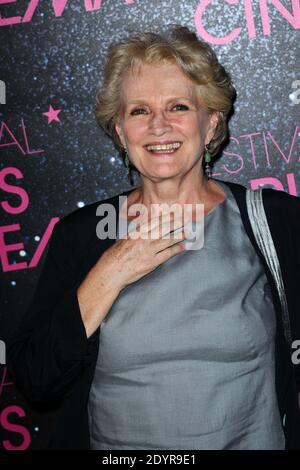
[{"left": 115, "top": 62, "right": 219, "bottom": 181}]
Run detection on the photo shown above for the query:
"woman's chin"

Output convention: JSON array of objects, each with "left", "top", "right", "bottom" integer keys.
[{"left": 142, "top": 167, "right": 183, "bottom": 180}]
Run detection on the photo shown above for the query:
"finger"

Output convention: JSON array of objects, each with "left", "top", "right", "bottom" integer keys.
[
  {"left": 152, "top": 228, "right": 189, "bottom": 253},
  {"left": 154, "top": 238, "right": 186, "bottom": 264},
  {"left": 141, "top": 213, "right": 186, "bottom": 239}
]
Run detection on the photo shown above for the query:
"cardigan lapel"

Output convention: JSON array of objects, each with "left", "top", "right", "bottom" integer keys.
[{"left": 215, "top": 178, "right": 291, "bottom": 421}]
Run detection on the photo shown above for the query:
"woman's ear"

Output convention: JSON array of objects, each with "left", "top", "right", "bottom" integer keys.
[
  {"left": 115, "top": 119, "right": 126, "bottom": 148},
  {"left": 206, "top": 111, "right": 220, "bottom": 144}
]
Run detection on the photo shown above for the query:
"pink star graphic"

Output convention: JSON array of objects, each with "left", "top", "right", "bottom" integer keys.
[{"left": 42, "top": 105, "right": 62, "bottom": 124}]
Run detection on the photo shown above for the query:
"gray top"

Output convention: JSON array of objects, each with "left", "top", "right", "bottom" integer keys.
[{"left": 88, "top": 179, "right": 285, "bottom": 450}]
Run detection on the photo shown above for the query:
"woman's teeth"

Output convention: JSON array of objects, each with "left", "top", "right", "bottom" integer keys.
[{"left": 146, "top": 142, "right": 181, "bottom": 153}]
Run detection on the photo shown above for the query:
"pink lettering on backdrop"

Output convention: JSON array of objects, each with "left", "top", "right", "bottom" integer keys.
[
  {"left": 0, "top": 0, "right": 132, "bottom": 25},
  {"left": 267, "top": 127, "right": 298, "bottom": 164},
  {"left": 0, "top": 167, "right": 29, "bottom": 214},
  {"left": 21, "top": 119, "right": 44, "bottom": 155},
  {"left": 22, "top": 0, "right": 38, "bottom": 23},
  {"left": 244, "top": 0, "right": 256, "bottom": 38},
  {"left": 0, "top": 406, "right": 31, "bottom": 450},
  {"left": 217, "top": 126, "right": 299, "bottom": 194},
  {"left": 0, "top": 0, "right": 21, "bottom": 27},
  {"left": 286, "top": 172, "right": 298, "bottom": 196},
  {"left": 0, "top": 119, "right": 44, "bottom": 156},
  {"left": 194, "top": 0, "right": 300, "bottom": 44},
  {"left": 0, "top": 224, "right": 28, "bottom": 272},
  {"left": 195, "top": 0, "right": 242, "bottom": 45},
  {"left": 51, "top": 0, "right": 68, "bottom": 18},
  {"left": 262, "top": 130, "right": 271, "bottom": 168},
  {"left": 259, "top": 0, "right": 270, "bottom": 34},
  {"left": 0, "top": 122, "right": 25, "bottom": 155},
  {"left": 0, "top": 368, "right": 31, "bottom": 450},
  {"left": 250, "top": 173, "right": 298, "bottom": 196},
  {"left": 1, "top": 0, "right": 299, "bottom": 32},
  {"left": 251, "top": 177, "right": 285, "bottom": 191},
  {"left": 28, "top": 217, "right": 59, "bottom": 268},
  {"left": 260, "top": 0, "right": 300, "bottom": 35},
  {"left": 239, "top": 132, "right": 261, "bottom": 169},
  {"left": 222, "top": 137, "right": 244, "bottom": 174},
  {"left": 84, "top": 0, "right": 103, "bottom": 12},
  {"left": 0, "top": 118, "right": 60, "bottom": 273},
  {"left": 227, "top": 126, "right": 299, "bottom": 171},
  {"left": 0, "top": 218, "right": 59, "bottom": 272},
  {"left": 0, "top": 367, "right": 13, "bottom": 398},
  {"left": 0, "top": 0, "right": 103, "bottom": 25}
]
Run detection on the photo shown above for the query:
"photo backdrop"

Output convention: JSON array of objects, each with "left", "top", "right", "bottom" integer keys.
[{"left": 0, "top": 0, "right": 299, "bottom": 450}]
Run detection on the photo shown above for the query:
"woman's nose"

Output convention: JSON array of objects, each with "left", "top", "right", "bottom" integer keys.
[{"left": 149, "top": 111, "right": 172, "bottom": 135}]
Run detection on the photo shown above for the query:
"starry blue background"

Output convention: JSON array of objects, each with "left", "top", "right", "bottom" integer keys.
[{"left": 0, "top": 0, "right": 299, "bottom": 449}]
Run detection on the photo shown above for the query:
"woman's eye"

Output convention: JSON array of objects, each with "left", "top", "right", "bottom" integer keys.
[
  {"left": 173, "top": 104, "right": 189, "bottom": 111},
  {"left": 130, "top": 108, "right": 146, "bottom": 116}
]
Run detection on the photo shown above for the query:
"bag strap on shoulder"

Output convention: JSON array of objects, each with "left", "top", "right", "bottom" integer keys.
[{"left": 246, "top": 187, "right": 292, "bottom": 347}]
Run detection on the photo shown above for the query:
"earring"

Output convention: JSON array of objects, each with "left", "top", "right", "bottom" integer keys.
[
  {"left": 124, "top": 148, "right": 135, "bottom": 186},
  {"left": 204, "top": 145, "right": 212, "bottom": 179},
  {"left": 124, "top": 149, "right": 130, "bottom": 169}
]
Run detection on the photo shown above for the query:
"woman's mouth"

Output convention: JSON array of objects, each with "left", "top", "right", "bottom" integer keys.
[{"left": 144, "top": 142, "right": 182, "bottom": 156}]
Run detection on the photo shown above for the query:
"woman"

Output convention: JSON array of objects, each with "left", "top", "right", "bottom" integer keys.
[{"left": 7, "top": 26, "right": 300, "bottom": 450}]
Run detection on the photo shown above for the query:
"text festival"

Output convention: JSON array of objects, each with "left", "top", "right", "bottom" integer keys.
[{"left": 0, "top": 0, "right": 299, "bottom": 43}]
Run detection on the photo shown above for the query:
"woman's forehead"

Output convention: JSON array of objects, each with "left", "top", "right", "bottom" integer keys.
[
  {"left": 123, "top": 62, "right": 191, "bottom": 82},
  {"left": 120, "top": 63, "right": 198, "bottom": 102}
]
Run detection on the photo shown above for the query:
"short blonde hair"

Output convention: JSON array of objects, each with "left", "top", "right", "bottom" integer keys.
[{"left": 95, "top": 26, "right": 236, "bottom": 157}]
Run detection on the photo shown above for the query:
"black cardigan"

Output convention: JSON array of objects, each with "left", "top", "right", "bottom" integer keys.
[{"left": 6, "top": 179, "right": 300, "bottom": 449}]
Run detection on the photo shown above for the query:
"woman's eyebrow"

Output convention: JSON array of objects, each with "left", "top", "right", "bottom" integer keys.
[{"left": 126, "top": 97, "right": 195, "bottom": 105}]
